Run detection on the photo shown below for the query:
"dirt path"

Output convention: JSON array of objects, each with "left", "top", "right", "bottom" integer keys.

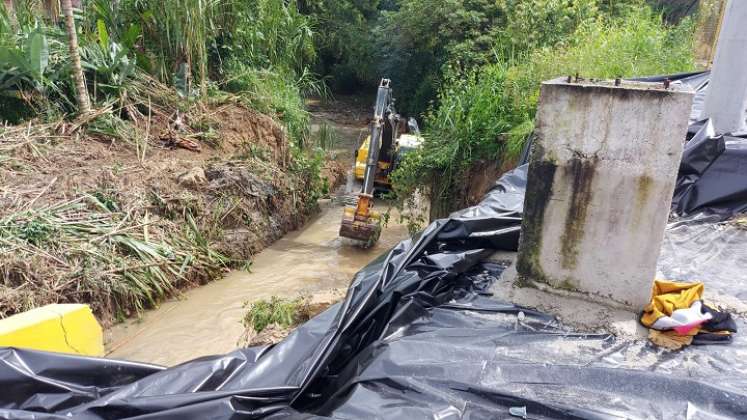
[{"left": 105, "top": 96, "right": 411, "bottom": 366}]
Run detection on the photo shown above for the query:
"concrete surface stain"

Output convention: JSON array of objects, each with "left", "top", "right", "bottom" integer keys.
[
  {"left": 560, "top": 156, "right": 597, "bottom": 271},
  {"left": 516, "top": 143, "right": 556, "bottom": 287},
  {"left": 634, "top": 174, "right": 653, "bottom": 225}
]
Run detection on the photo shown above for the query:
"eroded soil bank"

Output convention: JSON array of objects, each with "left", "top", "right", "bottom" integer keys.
[
  {"left": 105, "top": 97, "right": 412, "bottom": 365},
  {"left": 0, "top": 97, "right": 344, "bottom": 323}
]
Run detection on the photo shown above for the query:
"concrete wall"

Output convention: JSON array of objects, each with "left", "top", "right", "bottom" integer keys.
[
  {"left": 703, "top": 0, "right": 747, "bottom": 134},
  {"left": 516, "top": 79, "right": 693, "bottom": 309}
]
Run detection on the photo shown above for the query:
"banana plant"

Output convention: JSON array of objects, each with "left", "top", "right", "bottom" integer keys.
[
  {"left": 0, "top": 28, "right": 50, "bottom": 92},
  {"left": 80, "top": 21, "right": 138, "bottom": 100},
  {"left": 0, "top": 20, "right": 78, "bottom": 116}
]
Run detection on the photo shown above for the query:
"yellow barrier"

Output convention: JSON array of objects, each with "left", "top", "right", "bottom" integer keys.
[{"left": 0, "top": 304, "right": 104, "bottom": 356}]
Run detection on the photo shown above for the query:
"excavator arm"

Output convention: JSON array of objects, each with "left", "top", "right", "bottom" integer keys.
[{"left": 339, "top": 79, "right": 394, "bottom": 246}]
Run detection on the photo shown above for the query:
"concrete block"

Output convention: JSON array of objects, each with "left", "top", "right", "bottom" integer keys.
[
  {"left": 703, "top": 0, "right": 747, "bottom": 134},
  {"left": 0, "top": 304, "right": 104, "bottom": 356},
  {"left": 517, "top": 78, "right": 693, "bottom": 309}
]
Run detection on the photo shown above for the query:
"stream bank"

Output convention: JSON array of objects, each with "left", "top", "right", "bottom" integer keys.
[
  {"left": 104, "top": 93, "right": 413, "bottom": 365},
  {"left": 106, "top": 199, "right": 409, "bottom": 365},
  {"left": 0, "top": 94, "right": 342, "bottom": 323}
]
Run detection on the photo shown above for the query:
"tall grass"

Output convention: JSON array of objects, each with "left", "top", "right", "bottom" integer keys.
[
  {"left": 0, "top": 196, "right": 228, "bottom": 319},
  {"left": 223, "top": 63, "right": 312, "bottom": 148},
  {"left": 150, "top": 0, "right": 219, "bottom": 95},
  {"left": 313, "top": 122, "right": 338, "bottom": 151},
  {"left": 391, "top": 7, "right": 696, "bottom": 215},
  {"left": 218, "top": 0, "right": 315, "bottom": 76},
  {"left": 2, "top": 0, "right": 320, "bottom": 124},
  {"left": 86, "top": 0, "right": 316, "bottom": 95}
]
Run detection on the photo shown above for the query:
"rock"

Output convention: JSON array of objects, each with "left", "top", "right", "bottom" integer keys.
[
  {"left": 245, "top": 323, "right": 291, "bottom": 347},
  {"left": 177, "top": 167, "right": 207, "bottom": 188}
]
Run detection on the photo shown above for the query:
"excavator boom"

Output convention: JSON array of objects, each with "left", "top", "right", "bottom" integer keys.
[{"left": 339, "top": 79, "right": 393, "bottom": 246}]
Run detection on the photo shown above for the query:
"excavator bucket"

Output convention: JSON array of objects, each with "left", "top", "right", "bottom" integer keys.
[{"left": 339, "top": 205, "right": 381, "bottom": 247}]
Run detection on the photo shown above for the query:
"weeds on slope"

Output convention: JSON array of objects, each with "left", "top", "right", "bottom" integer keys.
[
  {"left": 0, "top": 196, "right": 228, "bottom": 320},
  {"left": 391, "top": 7, "right": 696, "bottom": 218}
]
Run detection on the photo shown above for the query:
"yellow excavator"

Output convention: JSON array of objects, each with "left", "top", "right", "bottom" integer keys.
[{"left": 339, "top": 79, "right": 422, "bottom": 247}]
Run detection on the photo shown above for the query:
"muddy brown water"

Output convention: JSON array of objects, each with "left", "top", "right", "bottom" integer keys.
[
  {"left": 106, "top": 103, "right": 411, "bottom": 366},
  {"left": 105, "top": 199, "right": 409, "bottom": 366}
]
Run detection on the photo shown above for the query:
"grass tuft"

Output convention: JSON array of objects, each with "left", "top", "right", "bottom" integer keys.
[{"left": 242, "top": 296, "right": 306, "bottom": 333}]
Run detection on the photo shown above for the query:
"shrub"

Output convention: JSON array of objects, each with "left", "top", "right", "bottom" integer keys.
[
  {"left": 223, "top": 62, "right": 312, "bottom": 148},
  {"left": 391, "top": 6, "right": 696, "bottom": 215}
]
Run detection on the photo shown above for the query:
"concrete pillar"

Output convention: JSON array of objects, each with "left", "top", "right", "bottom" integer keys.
[
  {"left": 516, "top": 78, "right": 693, "bottom": 309},
  {"left": 703, "top": 0, "right": 747, "bottom": 134}
]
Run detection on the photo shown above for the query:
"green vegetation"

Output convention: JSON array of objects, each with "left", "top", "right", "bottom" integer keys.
[
  {"left": 0, "top": 0, "right": 331, "bottom": 321},
  {"left": 312, "top": 122, "right": 339, "bottom": 152},
  {"left": 0, "top": 0, "right": 318, "bottom": 147},
  {"left": 306, "top": 0, "right": 694, "bottom": 114},
  {"left": 242, "top": 296, "right": 306, "bottom": 333},
  {"left": 241, "top": 292, "right": 342, "bottom": 338},
  {"left": 389, "top": 4, "right": 696, "bottom": 218},
  {"left": 297, "top": 0, "right": 697, "bottom": 218},
  {"left": 0, "top": 195, "right": 227, "bottom": 319},
  {"left": 223, "top": 63, "right": 318, "bottom": 147},
  {"left": 369, "top": 0, "right": 601, "bottom": 116},
  {"left": 0, "top": 0, "right": 701, "bottom": 320}
]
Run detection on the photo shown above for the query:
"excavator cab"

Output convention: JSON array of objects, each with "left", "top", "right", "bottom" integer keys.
[{"left": 340, "top": 79, "right": 421, "bottom": 247}]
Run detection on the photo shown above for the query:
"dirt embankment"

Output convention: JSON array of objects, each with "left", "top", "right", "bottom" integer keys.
[
  {"left": 429, "top": 159, "right": 517, "bottom": 220},
  {"left": 0, "top": 99, "right": 345, "bottom": 323}
]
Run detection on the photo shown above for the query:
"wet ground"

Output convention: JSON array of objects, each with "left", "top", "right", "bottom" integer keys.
[{"left": 105, "top": 95, "right": 412, "bottom": 366}]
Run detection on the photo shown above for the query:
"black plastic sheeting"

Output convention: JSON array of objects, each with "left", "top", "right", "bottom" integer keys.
[
  {"left": 3, "top": 217, "right": 747, "bottom": 419},
  {"left": 4, "top": 221, "right": 747, "bottom": 419},
  {"left": 3, "top": 73, "right": 747, "bottom": 419},
  {"left": 1, "top": 189, "right": 527, "bottom": 419},
  {"left": 659, "top": 212, "right": 747, "bottom": 301},
  {"left": 672, "top": 120, "right": 747, "bottom": 217}
]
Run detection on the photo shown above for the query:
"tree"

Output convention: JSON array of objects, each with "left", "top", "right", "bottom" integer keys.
[{"left": 60, "top": 0, "right": 91, "bottom": 114}]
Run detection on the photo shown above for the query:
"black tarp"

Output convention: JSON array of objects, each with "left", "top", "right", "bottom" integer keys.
[
  {"left": 0, "top": 194, "right": 525, "bottom": 419},
  {"left": 2, "top": 73, "right": 747, "bottom": 419},
  {"left": 672, "top": 126, "right": 747, "bottom": 217}
]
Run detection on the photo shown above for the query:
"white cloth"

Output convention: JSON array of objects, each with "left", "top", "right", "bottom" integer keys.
[{"left": 651, "top": 301, "right": 713, "bottom": 333}]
